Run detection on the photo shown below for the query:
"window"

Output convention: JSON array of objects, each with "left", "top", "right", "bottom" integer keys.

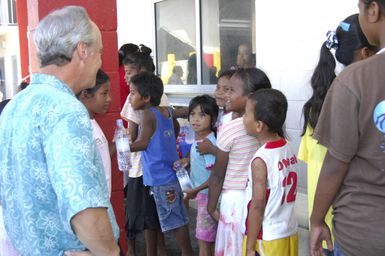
[
  {"left": 154, "top": 0, "right": 255, "bottom": 87},
  {"left": 11, "top": 55, "right": 18, "bottom": 94},
  {"left": 0, "top": 57, "right": 5, "bottom": 99},
  {"left": 155, "top": 0, "right": 196, "bottom": 85},
  {"left": 0, "top": 0, "right": 17, "bottom": 25}
]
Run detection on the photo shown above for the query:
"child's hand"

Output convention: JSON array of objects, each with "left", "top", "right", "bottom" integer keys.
[
  {"left": 196, "top": 138, "right": 215, "bottom": 155},
  {"left": 184, "top": 188, "right": 198, "bottom": 200},
  {"left": 173, "top": 158, "right": 189, "bottom": 170},
  {"left": 112, "top": 126, "right": 130, "bottom": 143},
  {"left": 211, "top": 209, "right": 220, "bottom": 222}
]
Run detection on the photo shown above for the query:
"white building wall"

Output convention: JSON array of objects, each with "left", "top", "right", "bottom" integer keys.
[
  {"left": 117, "top": 0, "right": 359, "bottom": 191},
  {"left": 0, "top": 27, "right": 21, "bottom": 99},
  {"left": 117, "top": 0, "right": 154, "bottom": 49},
  {"left": 255, "top": 0, "right": 357, "bottom": 190}
]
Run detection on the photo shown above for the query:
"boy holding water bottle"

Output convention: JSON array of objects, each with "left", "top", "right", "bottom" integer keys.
[{"left": 129, "top": 72, "right": 193, "bottom": 255}]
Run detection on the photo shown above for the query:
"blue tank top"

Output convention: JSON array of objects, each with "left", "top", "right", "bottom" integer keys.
[{"left": 142, "top": 107, "right": 179, "bottom": 186}]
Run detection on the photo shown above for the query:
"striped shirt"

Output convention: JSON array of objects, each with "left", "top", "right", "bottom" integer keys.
[{"left": 217, "top": 117, "right": 260, "bottom": 190}]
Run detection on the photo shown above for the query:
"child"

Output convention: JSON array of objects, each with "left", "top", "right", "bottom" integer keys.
[
  {"left": 207, "top": 68, "right": 271, "bottom": 255},
  {"left": 242, "top": 88, "right": 298, "bottom": 256},
  {"left": 298, "top": 14, "right": 376, "bottom": 256},
  {"left": 214, "top": 69, "right": 238, "bottom": 132},
  {"left": 120, "top": 44, "right": 167, "bottom": 256},
  {"left": 77, "top": 69, "right": 113, "bottom": 196},
  {"left": 196, "top": 69, "right": 237, "bottom": 156},
  {"left": 118, "top": 43, "right": 139, "bottom": 109},
  {"left": 174, "top": 95, "right": 219, "bottom": 256},
  {"left": 129, "top": 73, "right": 193, "bottom": 256}
]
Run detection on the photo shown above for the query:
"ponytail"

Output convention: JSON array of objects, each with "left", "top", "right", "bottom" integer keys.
[{"left": 302, "top": 42, "right": 336, "bottom": 135}]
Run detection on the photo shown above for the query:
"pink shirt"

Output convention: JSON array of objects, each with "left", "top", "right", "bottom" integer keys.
[{"left": 217, "top": 117, "right": 260, "bottom": 190}]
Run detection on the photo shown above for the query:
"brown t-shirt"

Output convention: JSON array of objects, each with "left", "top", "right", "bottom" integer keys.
[{"left": 313, "top": 52, "right": 385, "bottom": 256}]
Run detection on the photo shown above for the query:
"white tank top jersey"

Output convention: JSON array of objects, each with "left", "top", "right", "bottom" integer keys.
[
  {"left": 242, "top": 138, "right": 298, "bottom": 241},
  {"left": 91, "top": 119, "right": 112, "bottom": 197}
]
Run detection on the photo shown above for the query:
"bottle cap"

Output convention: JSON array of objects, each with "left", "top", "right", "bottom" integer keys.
[
  {"left": 174, "top": 161, "right": 181, "bottom": 169},
  {"left": 116, "top": 119, "right": 123, "bottom": 126}
]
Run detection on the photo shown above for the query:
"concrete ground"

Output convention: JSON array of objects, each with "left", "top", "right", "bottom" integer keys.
[{"left": 132, "top": 192, "right": 310, "bottom": 255}]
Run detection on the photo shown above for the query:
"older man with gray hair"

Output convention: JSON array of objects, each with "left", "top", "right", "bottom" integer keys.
[{"left": 0, "top": 6, "right": 120, "bottom": 256}]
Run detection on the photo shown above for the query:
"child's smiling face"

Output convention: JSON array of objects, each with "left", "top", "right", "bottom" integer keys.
[
  {"left": 225, "top": 75, "right": 248, "bottom": 114},
  {"left": 214, "top": 76, "right": 230, "bottom": 108}
]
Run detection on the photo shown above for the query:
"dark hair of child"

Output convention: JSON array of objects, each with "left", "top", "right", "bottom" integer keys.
[
  {"left": 130, "top": 72, "right": 163, "bottom": 106},
  {"left": 249, "top": 88, "right": 288, "bottom": 138},
  {"left": 301, "top": 14, "right": 376, "bottom": 135},
  {"left": 188, "top": 94, "right": 219, "bottom": 132},
  {"left": 217, "top": 69, "right": 236, "bottom": 80},
  {"left": 233, "top": 68, "right": 272, "bottom": 95},
  {"left": 118, "top": 43, "right": 139, "bottom": 66},
  {"left": 122, "top": 44, "right": 155, "bottom": 73},
  {"left": 83, "top": 69, "right": 110, "bottom": 96}
]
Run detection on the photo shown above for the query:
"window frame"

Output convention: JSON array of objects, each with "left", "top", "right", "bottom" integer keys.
[
  {"left": 152, "top": 0, "right": 255, "bottom": 106},
  {"left": 152, "top": 0, "right": 205, "bottom": 106}
]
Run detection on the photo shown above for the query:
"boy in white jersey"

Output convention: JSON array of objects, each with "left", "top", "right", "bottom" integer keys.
[{"left": 242, "top": 89, "right": 298, "bottom": 256}]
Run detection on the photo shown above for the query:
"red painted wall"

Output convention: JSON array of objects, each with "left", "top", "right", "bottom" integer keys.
[
  {"left": 17, "top": 0, "right": 126, "bottom": 252},
  {"left": 15, "top": 0, "right": 29, "bottom": 81}
]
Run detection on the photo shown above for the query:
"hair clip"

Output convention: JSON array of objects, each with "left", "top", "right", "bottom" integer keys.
[
  {"left": 339, "top": 21, "right": 350, "bottom": 32},
  {"left": 325, "top": 30, "right": 339, "bottom": 50}
]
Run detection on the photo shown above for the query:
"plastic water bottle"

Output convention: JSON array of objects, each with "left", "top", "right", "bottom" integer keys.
[
  {"left": 115, "top": 119, "right": 131, "bottom": 172},
  {"left": 175, "top": 162, "right": 193, "bottom": 192},
  {"left": 184, "top": 124, "right": 195, "bottom": 144}
]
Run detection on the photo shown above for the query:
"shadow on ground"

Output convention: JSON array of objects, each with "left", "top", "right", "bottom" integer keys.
[{"left": 133, "top": 206, "right": 199, "bottom": 256}]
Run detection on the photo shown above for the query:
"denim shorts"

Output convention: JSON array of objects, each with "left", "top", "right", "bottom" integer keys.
[
  {"left": 150, "top": 181, "right": 189, "bottom": 232},
  {"left": 333, "top": 241, "right": 345, "bottom": 256}
]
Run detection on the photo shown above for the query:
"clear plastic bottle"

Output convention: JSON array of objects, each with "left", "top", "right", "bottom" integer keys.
[
  {"left": 115, "top": 119, "right": 131, "bottom": 172},
  {"left": 184, "top": 124, "right": 195, "bottom": 144},
  {"left": 174, "top": 161, "right": 193, "bottom": 192}
]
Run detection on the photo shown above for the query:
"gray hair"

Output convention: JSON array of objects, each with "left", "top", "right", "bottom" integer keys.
[{"left": 34, "top": 6, "right": 95, "bottom": 67}]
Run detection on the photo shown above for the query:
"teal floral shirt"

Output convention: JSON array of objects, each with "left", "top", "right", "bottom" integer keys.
[{"left": 0, "top": 74, "right": 119, "bottom": 255}]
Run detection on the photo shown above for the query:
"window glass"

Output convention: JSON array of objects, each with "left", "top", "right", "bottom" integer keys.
[
  {"left": 0, "top": 58, "right": 5, "bottom": 99},
  {"left": 155, "top": 0, "right": 255, "bottom": 85},
  {"left": 201, "top": 0, "right": 255, "bottom": 84},
  {"left": 155, "top": 0, "right": 196, "bottom": 85}
]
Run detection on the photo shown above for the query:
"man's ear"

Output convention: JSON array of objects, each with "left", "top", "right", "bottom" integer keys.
[{"left": 75, "top": 42, "right": 88, "bottom": 60}]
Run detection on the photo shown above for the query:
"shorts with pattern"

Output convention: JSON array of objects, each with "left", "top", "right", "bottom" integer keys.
[
  {"left": 195, "top": 192, "right": 217, "bottom": 242},
  {"left": 150, "top": 181, "right": 189, "bottom": 232}
]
